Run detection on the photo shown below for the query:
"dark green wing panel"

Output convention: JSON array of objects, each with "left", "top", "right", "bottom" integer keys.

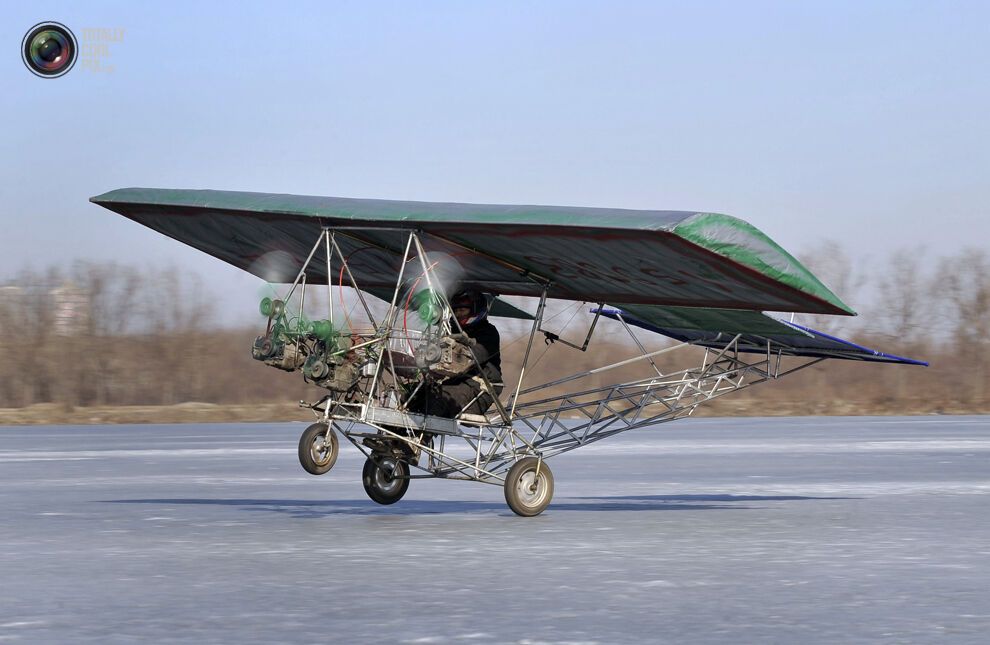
[{"left": 90, "top": 187, "right": 854, "bottom": 315}]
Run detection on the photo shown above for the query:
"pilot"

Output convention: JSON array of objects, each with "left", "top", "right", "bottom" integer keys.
[{"left": 408, "top": 289, "right": 503, "bottom": 418}]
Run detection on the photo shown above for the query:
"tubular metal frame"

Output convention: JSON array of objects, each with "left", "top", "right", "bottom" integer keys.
[{"left": 283, "top": 228, "right": 826, "bottom": 486}]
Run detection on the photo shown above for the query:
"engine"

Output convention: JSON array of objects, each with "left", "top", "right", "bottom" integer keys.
[
  {"left": 413, "top": 334, "right": 475, "bottom": 378},
  {"left": 250, "top": 298, "right": 359, "bottom": 393},
  {"left": 251, "top": 334, "right": 307, "bottom": 371},
  {"left": 300, "top": 338, "right": 360, "bottom": 392}
]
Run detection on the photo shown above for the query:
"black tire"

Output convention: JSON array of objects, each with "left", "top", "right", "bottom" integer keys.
[
  {"left": 362, "top": 455, "right": 410, "bottom": 505},
  {"left": 298, "top": 423, "right": 338, "bottom": 475},
  {"left": 504, "top": 457, "right": 554, "bottom": 517}
]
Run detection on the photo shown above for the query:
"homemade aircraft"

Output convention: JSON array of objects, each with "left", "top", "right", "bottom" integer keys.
[{"left": 91, "top": 189, "right": 926, "bottom": 516}]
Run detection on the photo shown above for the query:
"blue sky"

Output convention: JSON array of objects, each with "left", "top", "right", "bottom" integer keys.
[{"left": 3, "top": 1, "right": 987, "bottom": 324}]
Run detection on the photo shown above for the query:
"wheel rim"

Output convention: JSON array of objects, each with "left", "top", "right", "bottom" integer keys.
[
  {"left": 514, "top": 468, "right": 549, "bottom": 509},
  {"left": 373, "top": 458, "right": 403, "bottom": 494},
  {"left": 309, "top": 434, "right": 332, "bottom": 466}
]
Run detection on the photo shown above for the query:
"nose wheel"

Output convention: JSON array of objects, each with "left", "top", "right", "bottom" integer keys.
[
  {"left": 298, "top": 423, "right": 339, "bottom": 475},
  {"left": 504, "top": 457, "right": 554, "bottom": 516}
]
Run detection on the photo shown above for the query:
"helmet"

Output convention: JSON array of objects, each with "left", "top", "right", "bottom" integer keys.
[{"left": 450, "top": 290, "right": 490, "bottom": 327}]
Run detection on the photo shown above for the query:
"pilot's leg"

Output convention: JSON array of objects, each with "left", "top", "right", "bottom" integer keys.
[
  {"left": 438, "top": 380, "right": 501, "bottom": 416},
  {"left": 405, "top": 378, "right": 451, "bottom": 417},
  {"left": 408, "top": 377, "right": 502, "bottom": 417}
]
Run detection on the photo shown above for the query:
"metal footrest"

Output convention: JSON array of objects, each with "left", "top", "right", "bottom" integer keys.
[{"left": 364, "top": 405, "right": 462, "bottom": 436}]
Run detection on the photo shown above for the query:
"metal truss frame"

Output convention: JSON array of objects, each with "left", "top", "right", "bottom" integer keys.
[{"left": 285, "top": 227, "right": 826, "bottom": 486}]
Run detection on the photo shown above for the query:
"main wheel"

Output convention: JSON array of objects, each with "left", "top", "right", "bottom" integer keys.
[
  {"left": 362, "top": 455, "right": 409, "bottom": 505},
  {"left": 298, "top": 423, "right": 338, "bottom": 475},
  {"left": 504, "top": 457, "right": 554, "bottom": 517}
]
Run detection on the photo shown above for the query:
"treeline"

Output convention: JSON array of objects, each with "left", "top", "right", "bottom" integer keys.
[{"left": 0, "top": 246, "right": 987, "bottom": 415}]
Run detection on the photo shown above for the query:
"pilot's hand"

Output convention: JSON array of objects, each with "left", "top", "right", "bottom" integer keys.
[{"left": 449, "top": 333, "right": 477, "bottom": 347}]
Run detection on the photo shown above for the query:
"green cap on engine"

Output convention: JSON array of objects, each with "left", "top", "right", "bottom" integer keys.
[
  {"left": 309, "top": 319, "right": 336, "bottom": 342},
  {"left": 413, "top": 289, "right": 442, "bottom": 325},
  {"left": 260, "top": 296, "right": 273, "bottom": 317}
]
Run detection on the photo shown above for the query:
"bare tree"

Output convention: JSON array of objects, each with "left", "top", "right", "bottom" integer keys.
[
  {"left": 934, "top": 248, "right": 990, "bottom": 403},
  {"left": 7, "top": 268, "right": 64, "bottom": 405},
  {"left": 796, "top": 240, "right": 866, "bottom": 336},
  {"left": 874, "top": 248, "right": 931, "bottom": 345}
]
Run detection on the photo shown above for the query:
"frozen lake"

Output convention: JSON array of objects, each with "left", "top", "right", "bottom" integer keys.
[{"left": 1, "top": 416, "right": 989, "bottom": 644}]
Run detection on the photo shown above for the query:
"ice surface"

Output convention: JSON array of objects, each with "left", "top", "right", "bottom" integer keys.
[{"left": 1, "top": 416, "right": 989, "bottom": 644}]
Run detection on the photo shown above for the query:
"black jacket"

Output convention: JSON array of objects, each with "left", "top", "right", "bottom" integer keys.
[{"left": 458, "top": 318, "right": 501, "bottom": 377}]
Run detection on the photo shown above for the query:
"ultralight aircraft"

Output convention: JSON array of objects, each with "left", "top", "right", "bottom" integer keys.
[{"left": 92, "top": 189, "right": 926, "bottom": 515}]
